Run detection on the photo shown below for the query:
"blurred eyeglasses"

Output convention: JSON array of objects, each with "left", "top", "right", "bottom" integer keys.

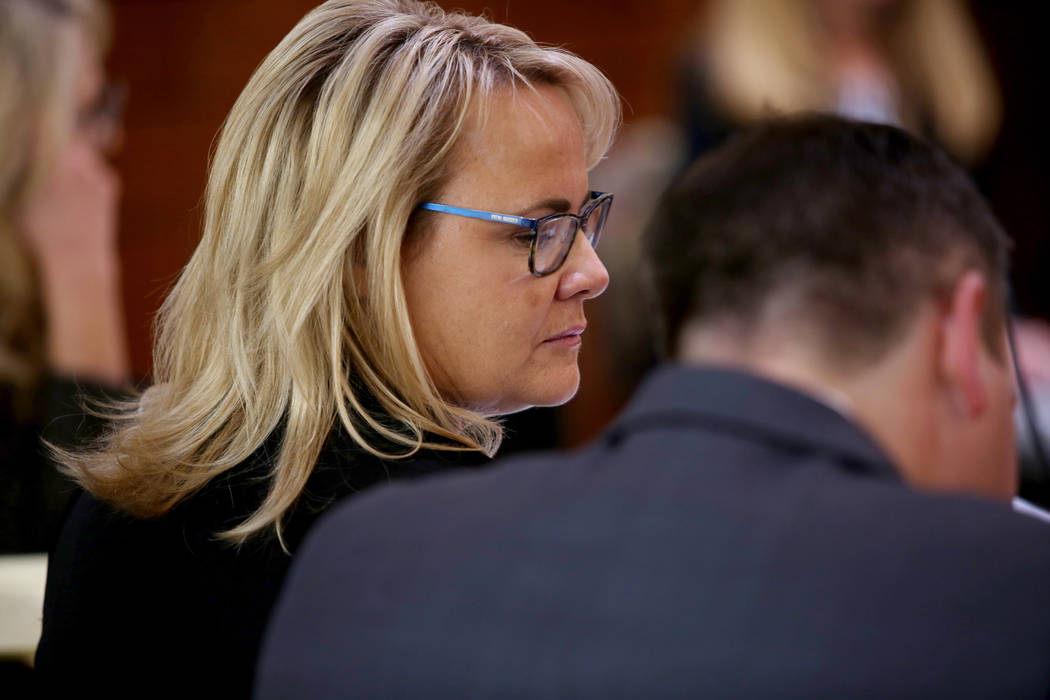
[
  {"left": 419, "top": 191, "right": 613, "bottom": 277},
  {"left": 78, "top": 81, "right": 126, "bottom": 155}
]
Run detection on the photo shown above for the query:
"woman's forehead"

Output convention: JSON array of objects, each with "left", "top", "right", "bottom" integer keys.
[
  {"left": 444, "top": 86, "right": 587, "bottom": 205},
  {"left": 462, "top": 85, "right": 582, "bottom": 149}
]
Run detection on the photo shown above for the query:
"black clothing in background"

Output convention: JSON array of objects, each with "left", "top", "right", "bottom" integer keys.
[
  {"left": 0, "top": 376, "right": 111, "bottom": 553},
  {"left": 259, "top": 366, "right": 1050, "bottom": 699},
  {"left": 35, "top": 426, "right": 487, "bottom": 700}
]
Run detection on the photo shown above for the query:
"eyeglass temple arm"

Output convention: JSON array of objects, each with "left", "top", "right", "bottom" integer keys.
[{"left": 418, "top": 203, "right": 537, "bottom": 229}]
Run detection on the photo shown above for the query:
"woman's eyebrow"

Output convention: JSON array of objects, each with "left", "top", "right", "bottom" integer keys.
[{"left": 516, "top": 198, "right": 572, "bottom": 217}]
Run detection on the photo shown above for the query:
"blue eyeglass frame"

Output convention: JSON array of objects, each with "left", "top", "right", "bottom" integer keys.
[{"left": 419, "top": 191, "right": 613, "bottom": 277}]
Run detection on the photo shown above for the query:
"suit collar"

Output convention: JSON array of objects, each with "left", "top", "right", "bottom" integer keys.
[{"left": 609, "top": 364, "right": 901, "bottom": 482}]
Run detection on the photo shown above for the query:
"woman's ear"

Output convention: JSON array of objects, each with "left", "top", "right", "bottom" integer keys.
[{"left": 939, "top": 270, "right": 989, "bottom": 418}]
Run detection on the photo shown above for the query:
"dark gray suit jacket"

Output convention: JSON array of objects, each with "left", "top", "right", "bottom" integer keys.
[{"left": 258, "top": 366, "right": 1050, "bottom": 699}]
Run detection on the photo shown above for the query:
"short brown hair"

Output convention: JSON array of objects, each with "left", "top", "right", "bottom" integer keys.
[{"left": 643, "top": 114, "right": 1009, "bottom": 368}]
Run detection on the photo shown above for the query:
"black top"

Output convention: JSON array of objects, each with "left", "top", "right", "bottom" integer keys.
[
  {"left": 35, "top": 425, "right": 487, "bottom": 699},
  {"left": 259, "top": 366, "right": 1050, "bottom": 699},
  {"left": 0, "top": 376, "right": 112, "bottom": 553}
]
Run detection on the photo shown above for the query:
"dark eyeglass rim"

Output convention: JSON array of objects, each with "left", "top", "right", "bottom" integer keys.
[{"left": 418, "top": 191, "right": 613, "bottom": 277}]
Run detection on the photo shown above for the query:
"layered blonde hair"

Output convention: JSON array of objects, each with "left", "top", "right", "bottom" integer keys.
[
  {"left": 63, "top": 0, "right": 620, "bottom": 543},
  {"left": 0, "top": 0, "right": 108, "bottom": 396},
  {"left": 701, "top": 0, "right": 1000, "bottom": 163}
]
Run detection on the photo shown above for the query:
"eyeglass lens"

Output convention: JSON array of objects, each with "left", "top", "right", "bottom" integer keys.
[
  {"left": 584, "top": 196, "right": 611, "bottom": 248},
  {"left": 532, "top": 196, "right": 612, "bottom": 275},
  {"left": 533, "top": 216, "right": 579, "bottom": 275}
]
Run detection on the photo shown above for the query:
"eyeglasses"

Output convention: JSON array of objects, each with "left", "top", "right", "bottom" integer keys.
[{"left": 419, "top": 191, "right": 613, "bottom": 277}]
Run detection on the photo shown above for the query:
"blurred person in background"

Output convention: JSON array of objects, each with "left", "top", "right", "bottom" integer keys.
[
  {"left": 0, "top": 0, "right": 127, "bottom": 554},
  {"left": 680, "top": 0, "right": 1000, "bottom": 164},
  {"left": 35, "top": 0, "right": 618, "bottom": 697}
]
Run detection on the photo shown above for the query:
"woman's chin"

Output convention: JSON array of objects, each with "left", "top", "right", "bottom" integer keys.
[
  {"left": 525, "top": 370, "right": 582, "bottom": 410},
  {"left": 463, "top": 366, "right": 583, "bottom": 417}
]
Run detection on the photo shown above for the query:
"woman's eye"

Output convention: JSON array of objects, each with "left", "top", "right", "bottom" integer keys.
[{"left": 512, "top": 230, "right": 534, "bottom": 247}]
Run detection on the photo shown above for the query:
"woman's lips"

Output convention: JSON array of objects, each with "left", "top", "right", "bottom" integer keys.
[{"left": 543, "top": 326, "right": 586, "bottom": 347}]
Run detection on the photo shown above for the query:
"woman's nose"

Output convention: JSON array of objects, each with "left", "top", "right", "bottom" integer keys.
[{"left": 556, "top": 232, "right": 609, "bottom": 301}]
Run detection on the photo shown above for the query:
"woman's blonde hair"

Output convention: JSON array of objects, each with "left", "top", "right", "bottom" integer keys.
[
  {"left": 701, "top": 0, "right": 1000, "bottom": 163},
  {"left": 63, "top": 0, "right": 620, "bottom": 544},
  {"left": 0, "top": 0, "right": 108, "bottom": 397}
]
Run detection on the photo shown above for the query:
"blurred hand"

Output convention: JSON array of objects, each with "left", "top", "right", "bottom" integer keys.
[
  {"left": 16, "top": 135, "right": 128, "bottom": 383},
  {"left": 19, "top": 135, "right": 120, "bottom": 275}
]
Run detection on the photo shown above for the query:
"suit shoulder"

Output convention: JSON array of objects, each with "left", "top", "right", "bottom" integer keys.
[
  {"left": 302, "top": 448, "right": 579, "bottom": 545},
  {"left": 788, "top": 478, "right": 1050, "bottom": 584}
]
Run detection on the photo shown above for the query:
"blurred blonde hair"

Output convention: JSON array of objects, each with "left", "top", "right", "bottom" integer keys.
[
  {"left": 0, "top": 0, "right": 108, "bottom": 395},
  {"left": 63, "top": 0, "right": 620, "bottom": 544},
  {"left": 702, "top": 0, "right": 1000, "bottom": 163}
]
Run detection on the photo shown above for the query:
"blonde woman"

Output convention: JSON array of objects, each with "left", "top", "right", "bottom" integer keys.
[
  {"left": 0, "top": 0, "right": 127, "bottom": 553},
  {"left": 682, "top": 0, "right": 1000, "bottom": 165},
  {"left": 36, "top": 0, "right": 619, "bottom": 696}
]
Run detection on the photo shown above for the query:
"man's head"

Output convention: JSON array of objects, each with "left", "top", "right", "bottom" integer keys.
[{"left": 643, "top": 114, "right": 1016, "bottom": 499}]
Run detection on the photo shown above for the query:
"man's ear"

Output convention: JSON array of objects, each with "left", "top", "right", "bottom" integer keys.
[{"left": 939, "top": 270, "right": 989, "bottom": 418}]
